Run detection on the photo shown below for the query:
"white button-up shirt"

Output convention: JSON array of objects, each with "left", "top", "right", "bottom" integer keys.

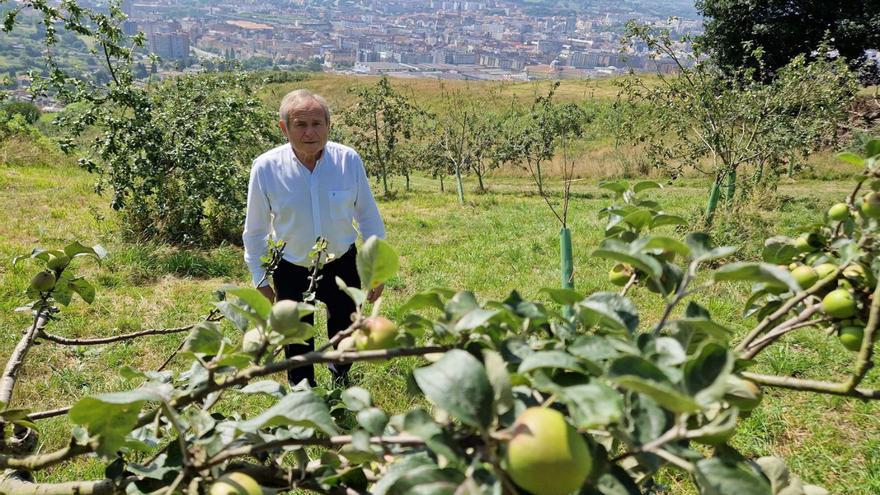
[{"left": 243, "top": 141, "right": 385, "bottom": 286}]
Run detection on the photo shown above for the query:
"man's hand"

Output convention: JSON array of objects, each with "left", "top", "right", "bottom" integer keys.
[
  {"left": 258, "top": 284, "right": 276, "bottom": 303},
  {"left": 367, "top": 283, "right": 384, "bottom": 303}
]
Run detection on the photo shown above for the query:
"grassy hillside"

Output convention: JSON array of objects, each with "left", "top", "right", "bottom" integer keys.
[{"left": 2, "top": 135, "right": 879, "bottom": 492}]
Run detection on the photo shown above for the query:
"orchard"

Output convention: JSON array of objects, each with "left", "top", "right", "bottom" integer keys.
[{"left": 3, "top": 142, "right": 880, "bottom": 494}]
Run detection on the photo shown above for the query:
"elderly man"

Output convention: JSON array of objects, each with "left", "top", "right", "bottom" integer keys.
[{"left": 243, "top": 89, "right": 386, "bottom": 387}]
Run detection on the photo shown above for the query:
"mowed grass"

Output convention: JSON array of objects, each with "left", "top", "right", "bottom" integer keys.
[{"left": 2, "top": 154, "right": 880, "bottom": 494}]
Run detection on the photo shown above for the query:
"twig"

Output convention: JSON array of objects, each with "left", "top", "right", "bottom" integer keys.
[
  {"left": 38, "top": 324, "right": 196, "bottom": 346},
  {"left": 741, "top": 305, "right": 824, "bottom": 359},
  {"left": 0, "top": 306, "right": 50, "bottom": 405},
  {"left": 26, "top": 406, "right": 70, "bottom": 421},
  {"left": 620, "top": 273, "right": 638, "bottom": 297},
  {"left": 0, "top": 442, "right": 91, "bottom": 470},
  {"left": 651, "top": 261, "right": 696, "bottom": 335},
  {"left": 736, "top": 266, "right": 844, "bottom": 352},
  {"left": 742, "top": 372, "right": 880, "bottom": 399},
  {"left": 0, "top": 477, "right": 118, "bottom": 495},
  {"left": 203, "top": 434, "right": 427, "bottom": 468}
]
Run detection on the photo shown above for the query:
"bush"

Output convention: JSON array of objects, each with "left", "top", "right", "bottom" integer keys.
[
  {"left": 59, "top": 72, "right": 281, "bottom": 245},
  {"left": 1, "top": 101, "right": 40, "bottom": 125}
]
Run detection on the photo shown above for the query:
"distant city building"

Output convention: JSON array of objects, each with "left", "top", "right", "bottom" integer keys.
[{"left": 151, "top": 32, "right": 191, "bottom": 60}]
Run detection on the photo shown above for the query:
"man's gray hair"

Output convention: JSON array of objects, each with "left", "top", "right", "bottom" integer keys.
[{"left": 279, "top": 89, "right": 331, "bottom": 126}]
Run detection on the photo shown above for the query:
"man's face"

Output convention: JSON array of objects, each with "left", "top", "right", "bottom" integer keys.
[{"left": 279, "top": 101, "right": 329, "bottom": 158}]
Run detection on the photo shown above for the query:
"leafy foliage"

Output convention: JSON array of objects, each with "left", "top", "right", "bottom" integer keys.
[
  {"left": 696, "top": 0, "right": 880, "bottom": 82},
  {"left": 619, "top": 23, "right": 857, "bottom": 223},
  {"left": 11, "top": 140, "right": 880, "bottom": 494}
]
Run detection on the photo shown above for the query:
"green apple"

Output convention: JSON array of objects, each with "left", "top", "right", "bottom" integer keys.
[
  {"left": 794, "top": 233, "right": 822, "bottom": 253},
  {"left": 828, "top": 203, "right": 851, "bottom": 222},
  {"left": 608, "top": 264, "right": 632, "bottom": 287},
  {"left": 814, "top": 263, "right": 837, "bottom": 281},
  {"left": 269, "top": 300, "right": 304, "bottom": 336},
  {"left": 354, "top": 316, "right": 398, "bottom": 350},
  {"left": 241, "top": 329, "right": 264, "bottom": 354},
  {"left": 505, "top": 407, "right": 592, "bottom": 495},
  {"left": 822, "top": 289, "right": 857, "bottom": 319},
  {"left": 860, "top": 192, "right": 880, "bottom": 219},
  {"left": 790, "top": 265, "right": 818, "bottom": 290},
  {"left": 47, "top": 254, "right": 70, "bottom": 271},
  {"left": 210, "top": 472, "right": 264, "bottom": 495},
  {"left": 839, "top": 325, "right": 865, "bottom": 352},
  {"left": 31, "top": 270, "right": 56, "bottom": 292},
  {"left": 337, "top": 335, "right": 356, "bottom": 352}
]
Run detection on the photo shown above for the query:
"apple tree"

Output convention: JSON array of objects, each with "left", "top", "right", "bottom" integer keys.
[
  {"left": 619, "top": 23, "right": 857, "bottom": 224},
  {"left": 7, "top": 141, "right": 880, "bottom": 494},
  {"left": 6, "top": 0, "right": 280, "bottom": 245}
]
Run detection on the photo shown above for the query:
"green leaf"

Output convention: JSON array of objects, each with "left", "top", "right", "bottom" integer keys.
[
  {"left": 69, "top": 278, "right": 96, "bottom": 304},
  {"left": 585, "top": 465, "right": 642, "bottom": 495},
  {"left": 237, "top": 390, "right": 338, "bottom": 436},
  {"left": 454, "top": 308, "right": 498, "bottom": 332},
  {"left": 238, "top": 381, "right": 286, "bottom": 398},
  {"left": 836, "top": 151, "right": 865, "bottom": 166},
  {"left": 622, "top": 209, "right": 653, "bottom": 231},
  {"left": 342, "top": 387, "right": 372, "bottom": 412},
  {"left": 575, "top": 292, "right": 640, "bottom": 335},
  {"left": 714, "top": 263, "right": 799, "bottom": 292},
  {"left": 69, "top": 386, "right": 168, "bottom": 457},
  {"left": 675, "top": 318, "right": 732, "bottom": 343},
  {"left": 482, "top": 350, "right": 513, "bottom": 415},
  {"left": 386, "top": 464, "right": 464, "bottom": 495},
  {"left": 608, "top": 356, "right": 701, "bottom": 413},
  {"left": 222, "top": 286, "right": 271, "bottom": 320},
  {"left": 400, "top": 291, "right": 446, "bottom": 314},
  {"left": 183, "top": 322, "right": 224, "bottom": 357},
  {"left": 684, "top": 342, "right": 734, "bottom": 407},
  {"left": 643, "top": 236, "right": 690, "bottom": 257},
  {"left": 214, "top": 301, "right": 249, "bottom": 332},
  {"left": 866, "top": 139, "right": 880, "bottom": 159},
  {"left": 64, "top": 242, "right": 107, "bottom": 262},
  {"left": 686, "top": 233, "right": 738, "bottom": 263},
  {"left": 357, "top": 236, "right": 399, "bottom": 289},
  {"left": 592, "top": 239, "right": 662, "bottom": 280},
  {"left": 569, "top": 335, "right": 638, "bottom": 362},
  {"left": 518, "top": 350, "right": 600, "bottom": 376},
  {"left": 652, "top": 214, "right": 688, "bottom": 229},
  {"left": 633, "top": 180, "right": 662, "bottom": 194},
  {"left": 599, "top": 180, "right": 629, "bottom": 195},
  {"left": 539, "top": 287, "right": 585, "bottom": 305},
  {"left": 372, "top": 453, "right": 439, "bottom": 495},
  {"left": 558, "top": 382, "right": 624, "bottom": 429},
  {"left": 412, "top": 349, "right": 493, "bottom": 429},
  {"left": 695, "top": 456, "right": 772, "bottom": 495},
  {"left": 357, "top": 407, "right": 388, "bottom": 435},
  {"left": 336, "top": 276, "right": 366, "bottom": 307},
  {"left": 762, "top": 237, "right": 799, "bottom": 264}
]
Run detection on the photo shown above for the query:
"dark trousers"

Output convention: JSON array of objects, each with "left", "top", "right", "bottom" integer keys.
[{"left": 273, "top": 245, "right": 360, "bottom": 387}]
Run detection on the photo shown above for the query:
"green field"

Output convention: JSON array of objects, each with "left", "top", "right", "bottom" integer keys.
[{"left": 2, "top": 133, "right": 879, "bottom": 493}]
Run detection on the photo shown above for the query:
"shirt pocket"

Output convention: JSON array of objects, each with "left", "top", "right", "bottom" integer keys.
[{"left": 328, "top": 190, "right": 354, "bottom": 220}]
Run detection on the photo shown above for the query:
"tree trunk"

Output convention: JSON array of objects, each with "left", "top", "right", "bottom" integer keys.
[
  {"left": 725, "top": 168, "right": 736, "bottom": 206},
  {"left": 404, "top": 170, "right": 410, "bottom": 192},
  {"left": 454, "top": 163, "right": 465, "bottom": 205},
  {"left": 705, "top": 174, "right": 724, "bottom": 225},
  {"left": 381, "top": 165, "right": 389, "bottom": 196},
  {"left": 536, "top": 161, "right": 544, "bottom": 196},
  {"left": 476, "top": 168, "right": 485, "bottom": 191},
  {"left": 439, "top": 175, "right": 445, "bottom": 193},
  {"left": 560, "top": 227, "right": 574, "bottom": 318}
]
